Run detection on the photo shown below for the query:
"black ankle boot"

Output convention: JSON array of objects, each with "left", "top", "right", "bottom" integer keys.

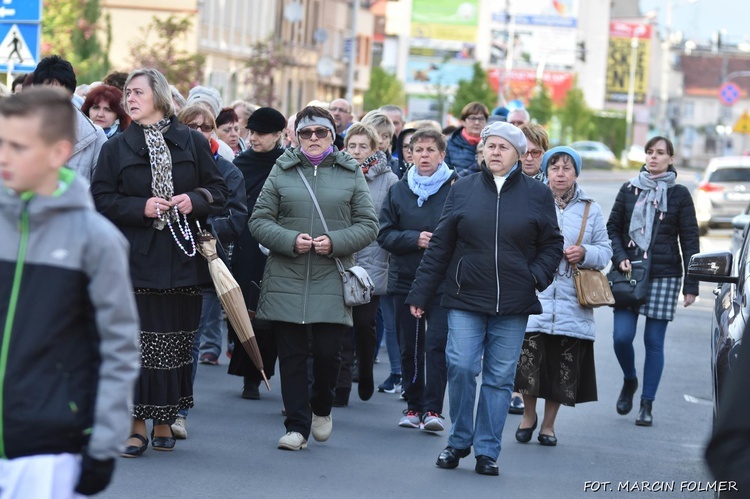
[
  {"left": 635, "top": 399, "right": 653, "bottom": 426},
  {"left": 616, "top": 377, "right": 638, "bottom": 415}
]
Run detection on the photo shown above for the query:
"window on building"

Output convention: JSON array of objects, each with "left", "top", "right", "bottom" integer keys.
[{"left": 683, "top": 101, "right": 694, "bottom": 120}]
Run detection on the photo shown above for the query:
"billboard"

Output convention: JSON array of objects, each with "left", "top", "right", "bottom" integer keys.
[
  {"left": 606, "top": 21, "right": 652, "bottom": 104},
  {"left": 411, "top": 0, "right": 479, "bottom": 43},
  {"left": 488, "top": 67, "right": 575, "bottom": 106},
  {"left": 406, "top": 40, "right": 476, "bottom": 86}
]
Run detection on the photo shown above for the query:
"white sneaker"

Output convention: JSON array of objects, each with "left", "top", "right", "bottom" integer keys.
[
  {"left": 171, "top": 417, "right": 187, "bottom": 439},
  {"left": 422, "top": 412, "right": 444, "bottom": 432},
  {"left": 278, "top": 431, "right": 307, "bottom": 450},
  {"left": 311, "top": 413, "right": 333, "bottom": 442}
]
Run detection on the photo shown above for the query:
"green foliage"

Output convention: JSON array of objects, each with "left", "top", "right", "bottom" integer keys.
[
  {"left": 556, "top": 86, "right": 595, "bottom": 143},
  {"left": 589, "top": 114, "right": 626, "bottom": 158},
  {"left": 450, "top": 63, "right": 497, "bottom": 117},
  {"left": 130, "top": 16, "right": 205, "bottom": 95},
  {"left": 364, "top": 67, "right": 406, "bottom": 111},
  {"left": 41, "top": 0, "right": 110, "bottom": 82},
  {"left": 527, "top": 84, "right": 554, "bottom": 126}
]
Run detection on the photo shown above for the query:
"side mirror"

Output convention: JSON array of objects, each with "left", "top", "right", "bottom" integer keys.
[
  {"left": 732, "top": 214, "right": 750, "bottom": 231},
  {"left": 687, "top": 251, "right": 737, "bottom": 284}
]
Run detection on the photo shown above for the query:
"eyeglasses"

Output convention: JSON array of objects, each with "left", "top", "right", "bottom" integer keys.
[
  {"left": 188, "top": 123, "right": 213, "bottom": 133},
  {"left": 465, "top": 116, "right": 487, "bottom": 123},
  {"left": 524, "top": 150, "right": 543, "bottom": 159},
  {"left": 329, "top": 107, "right": 350, "bottom": 114},
  {"left": 298, "top": 128, "right": 330, "bottom": 140}
]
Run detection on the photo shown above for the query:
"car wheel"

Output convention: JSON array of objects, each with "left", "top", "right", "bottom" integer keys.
[{"left": 699, "top": 224, "right": 709, "bottom": 236}]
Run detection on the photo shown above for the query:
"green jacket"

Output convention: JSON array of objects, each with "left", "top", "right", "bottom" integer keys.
[{"left": 249, "top": 148, "right": 378, "bottom": 326}]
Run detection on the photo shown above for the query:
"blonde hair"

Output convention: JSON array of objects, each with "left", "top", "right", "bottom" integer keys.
[
  {"left": 124, "top": 68, "right": 175, "bottom": 118},
  {"left": 361, "top": 110, "right": 395, "bottom": 141},
  {"left": 344, "top": 123, "right": 380, "bottom": 151}
]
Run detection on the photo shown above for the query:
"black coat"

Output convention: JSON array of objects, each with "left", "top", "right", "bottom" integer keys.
[
  {"left": 406, "top": 164, "right": 563, "bottom": 315},
  {"left": 230, "top": 146, "right": 285, "bottom": 310},
  {"left": 606, "top": 167, "right": 700, "bottom": 296},
  {"left": 91, "top": 116, "right": 228, "bottom": 289},
  {"left": 209, "top": 155, "right": 247, "bottom": 262},
  {"left": 377, "top": 169, "right": 458, "bottom": 295}
]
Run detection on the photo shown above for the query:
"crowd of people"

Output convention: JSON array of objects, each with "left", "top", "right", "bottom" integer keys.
[{"left": 1, "top": 54, "right": 704, "bottom": 497}]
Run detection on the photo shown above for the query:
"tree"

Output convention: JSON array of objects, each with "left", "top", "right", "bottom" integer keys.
[
  {"left": 243, "top": 39, "right": 291, "bottom": 107},
  {"left": 526, "top": 83, "right": 554, "bottom": 126},
  {"left": 42, "top": 0, "right": 110, "bottom": 83},
  {"left": 130, "top": 16, "right": 204, "bottom": 95},
  {"left": 556, "top": 85, "right": 594, "bottom": 143},
  {"left": 363, "top": 67, "right": 406, "bottom": 111},
  {"left": 449, "top": 63, "right": 496, "bottom": 117}
]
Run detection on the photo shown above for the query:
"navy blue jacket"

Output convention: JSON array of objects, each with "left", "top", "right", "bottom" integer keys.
[
  {"left": 406, "top": 164, "right": 563, "bottom": 315},
  {"left": 444, "top": 127, "right": 480, "bottom": 177}
]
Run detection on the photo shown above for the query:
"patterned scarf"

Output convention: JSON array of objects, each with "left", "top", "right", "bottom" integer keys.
[
  {"left": 553, "top": 183, "right": 577, "bottom": 209},
  {"left": 628, "top": 170, "right": 677, "bottom": 255},
  {"left": 143, "top": 117, "right": 177, "bottom": 222}
]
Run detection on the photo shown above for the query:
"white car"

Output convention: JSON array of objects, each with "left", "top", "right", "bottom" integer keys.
[
  {"left": 694, "top": 156, "right": 750, "bottom": 235},
  {"left": 569, "top": 141, "right": 618, "bottom": 169}
]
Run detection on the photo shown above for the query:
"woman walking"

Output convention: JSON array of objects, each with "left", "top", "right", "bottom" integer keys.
[
  {"left": 606, "top": 136, "right": 699, "bottom": 426},
  {"left": 514, "top": 146, "right": 612, "bottom": 446},
  {"left": 249, "top": 106, "right": 378, "bottom": 451},
  {"left": 91, "top": 68, "right": 227, "bottom": 457}
]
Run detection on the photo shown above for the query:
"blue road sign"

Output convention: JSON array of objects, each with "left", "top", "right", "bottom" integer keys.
[
  {"left": 0, "top": 23, "right": 40, "bottom": 73},
  {"left": 719, "top": 82, "right": 741, "bottom": 107},
  {"left": 0, "top": 0, "right": 42, "bottom": 23}
]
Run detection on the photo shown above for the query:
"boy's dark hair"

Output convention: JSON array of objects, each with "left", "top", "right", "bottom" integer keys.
[
  {"left": 103, "top": 71, "right": 128, "bottom": 91},
  {"left": 11, "top": 74, "right": 26, "bottom": 93},
  {"left": 0, "top": 88, "right": 77, "bottom": 145},
  {"left": 31, "top": 55, "right": 77, "bottom": 94}
]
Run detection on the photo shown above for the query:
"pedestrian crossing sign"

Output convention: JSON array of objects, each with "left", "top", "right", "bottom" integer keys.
[
  {"left": 0, "top": 23, "right": 39, "bottom": 73},
  {"left": 734, "top": 110, "right": 750, "bottom": 135}
]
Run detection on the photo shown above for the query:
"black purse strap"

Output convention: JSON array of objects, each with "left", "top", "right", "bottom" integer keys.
[{"left": 295, "top": 167, "right": 345, "bottom": 275}]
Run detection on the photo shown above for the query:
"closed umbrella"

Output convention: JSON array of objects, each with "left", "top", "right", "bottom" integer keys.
[{"left": 196, "top": 224, "right": 270, "bottom": 391}]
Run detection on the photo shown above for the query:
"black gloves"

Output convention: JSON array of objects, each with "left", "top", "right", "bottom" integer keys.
[{"left": 75, "top": 450, "right": 115, "bottom": 496}]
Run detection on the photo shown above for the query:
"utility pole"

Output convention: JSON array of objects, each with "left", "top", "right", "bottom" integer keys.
[{"left": 345, "top": 0, "right": 360, "bottom": 104}]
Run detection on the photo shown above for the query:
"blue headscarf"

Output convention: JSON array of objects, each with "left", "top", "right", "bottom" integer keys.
[{"left": 407, "top": 162, "right": 452, "bottom": 207}]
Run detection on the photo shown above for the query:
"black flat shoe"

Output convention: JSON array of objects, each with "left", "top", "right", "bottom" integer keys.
[
  {"left": 242, "top": 378, "right": 260, "bottom": 400},
  {"left": 538, "top": 432, "right": 558, "bottom": 446},
  {"left": 508, "top": 395, "right": 525, "bottom": 414},
  {"left": 151, "top": 427, "right": 176, "bottom": 451},
  {"left": 475, "top": 455, "right": 499, "bottom": 476},
  {"left": 515, "top": 416, "right": 538, "bottom": 443},
  {"left": 616, "top": 377, "right": 638, "bottom": 415},
  {"left": 436, "top": 446, "right": 471, "bottom": 469},
  {"left": 635, "top": 399, "right": 653, "bottom": 426},
  {"left": 121, "top": 433, "right": 148, "bottom": 458}
]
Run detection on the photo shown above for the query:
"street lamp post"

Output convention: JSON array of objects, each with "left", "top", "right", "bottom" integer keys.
[
  {"left": 345, "top": 0, "right": 360, "bottom": 104},
  {"left": 625, "top": 35, "right": 639, "bottom": 159}
]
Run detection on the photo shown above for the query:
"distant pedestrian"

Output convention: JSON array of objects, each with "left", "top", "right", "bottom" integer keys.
[
  {"left": 444, "top": 102, "right": 489, "bottom": 177},
  {"left": 91, "top": 68, "right": 227, "bottom": 457},
  {"left": 606, "top": 136, "right": 699, "bottom": 426},
  {"left": 519, "top": 123, "right": 548, "bottom": 182},
  {"left": 407, "top": 122, "right": 563, "bottom": 476},
  {"left": 514, "top": 146, "right": 611, "bottom": 447},
  {"left": 81, "top": 84, "right": 130, "bottom": 139},
  {"left": 216, "top": 107, "right": 244, "bottom": 156},
  {"left": 0, "top": 88, "right": 139, "bottom": 497},
  {"left": 249, "top": 105, "right": 378, "bottom": 451}
]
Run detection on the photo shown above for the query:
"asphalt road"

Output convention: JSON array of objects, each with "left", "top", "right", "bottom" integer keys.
[{"left": 101, "top": 169, "right": 723, "bottom": 499}]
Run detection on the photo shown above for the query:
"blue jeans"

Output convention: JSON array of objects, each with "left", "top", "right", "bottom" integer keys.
[
  {"left": 612, "top": 309, "right": 668, "bottom": 401},
  {"left": 446, "top": 310, "right": 528, "bottom": 461},
  {"left": 198, "top": 289, "right": 226, "bottom": 358},
  {"left": 380, "top": 295, "right": 401, "bottom": 376}
]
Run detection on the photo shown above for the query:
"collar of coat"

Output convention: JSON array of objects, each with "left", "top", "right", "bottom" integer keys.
[
  {"left": 479, "top": 160, "right": 522, "bottom": 188},
  {"left": 122, "top": 115, "right": 192, "bottom": 156},
  {"left": 275, "top": 147, "right": 360, "bottom": 172}
]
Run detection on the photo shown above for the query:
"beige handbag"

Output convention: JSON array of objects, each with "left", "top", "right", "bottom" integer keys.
[{"left": 572, "top": 202, "right": 615, "bottom": 308}]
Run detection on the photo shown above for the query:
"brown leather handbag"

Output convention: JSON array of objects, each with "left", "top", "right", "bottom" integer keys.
[{"left": 572, "top": 202, "right": 615, "bottom": 308}]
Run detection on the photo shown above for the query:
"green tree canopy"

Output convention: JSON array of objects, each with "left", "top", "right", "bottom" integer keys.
[
  {"left": 526, "top": 84, "right": 554, "bottom": 126},
  {"left": 364, "top": 67, "right": 406, "bottom": 111},
  {"left": 449, "top": 63, "right": 497, "bottom": 117},
  {"left": 42, "top": 0, "right": 110, "bottom": 83},
  {"left": 556, "top": 85, "right": 595, "bottom": 143},
  {"left": 130, "top": 16, "right": 204, "bottom": 95}
]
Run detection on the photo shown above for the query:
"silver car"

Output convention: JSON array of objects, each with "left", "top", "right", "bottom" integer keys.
[
  {"left": 694, "top": 156, "right": 750, "bottom": 235},
  {"left": 569, "top": 141, "right": 618, "bottom": 170}
]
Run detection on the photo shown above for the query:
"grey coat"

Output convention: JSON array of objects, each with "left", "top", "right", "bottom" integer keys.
[
  {"left": 355, "top": 151, "right": 398, "bottom": 295},
  {"left": 70, "top": 108, "right": 107, "bottom": 183},
  {"left": 526, "top": 186, "right": 612, "bottom": 341}
]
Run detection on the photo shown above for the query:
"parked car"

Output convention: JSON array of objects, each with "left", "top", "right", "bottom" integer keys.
[
  {"left": 569, "top": 141, "right": 618, "bottom": 170},
  {"left": 730, "top": 202, "right": 750, "bottom": 254},
  {"left": 694, "top": 156, "right": 750, "bottom": 235},
  {"left": 687, "top": 246, "right": 745, "bottom": 425},
  {"left": 626, "top": 144, "right": 647, "bottom": 169}
]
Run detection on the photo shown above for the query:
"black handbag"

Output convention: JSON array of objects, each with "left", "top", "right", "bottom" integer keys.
[{"left": 607, "top": 213, "right": 663, "bottom": 308}]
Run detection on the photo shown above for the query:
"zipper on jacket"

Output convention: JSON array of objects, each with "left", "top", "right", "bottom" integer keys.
[
  {"left": 455, "top": 257, "right": 464, "bottom": 295},
  {"left": 301, "top": 168, "right": 317, "bottom": 323},
  {"left": 494, "top": 192, "right": 501, "bottom": 313},
  {"left": 0, "top": 203, "right": 30, "bottom": 458}
]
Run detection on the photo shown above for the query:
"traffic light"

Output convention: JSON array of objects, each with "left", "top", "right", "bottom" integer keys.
[{"left": 577, "top": 41, "right": 586, "bottom": 63}]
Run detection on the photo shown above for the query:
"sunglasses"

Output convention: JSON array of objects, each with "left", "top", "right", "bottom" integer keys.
[
  {"left": 188, "top": 123, "right": 213, "bottom": 133},
  {"left": 298, "top": 128, "right": 330, "bottom": 140},
  {"left": 524, "top": 150, "right": 543, "bottom": 159}
]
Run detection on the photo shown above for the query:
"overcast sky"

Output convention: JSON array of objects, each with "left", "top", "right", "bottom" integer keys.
[{"left": 639, "top": 0, "right": 746, "bottom": 45}]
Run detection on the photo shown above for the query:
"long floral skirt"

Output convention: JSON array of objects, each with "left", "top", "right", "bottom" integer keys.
[
  {"left": 132, "top": 286, "right": 201, "bottom": 422},
  {"left": 514, "top": 332, "right": 597, "bottom": 407}
]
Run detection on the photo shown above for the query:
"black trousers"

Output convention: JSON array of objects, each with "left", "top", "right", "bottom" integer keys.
[
  {"left": 336, "top": 296, "right": 380, "bottom": 391},
  {"left": 274, "top": 321, "right": 347, "bottom": 439},
  {"left": 393, "top": 294, "right": 449, "bottom": 414}
]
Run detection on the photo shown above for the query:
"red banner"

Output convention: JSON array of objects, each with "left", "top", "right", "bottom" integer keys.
[{"left": 487, "top": 68, "right": 575, "bottom": 106}]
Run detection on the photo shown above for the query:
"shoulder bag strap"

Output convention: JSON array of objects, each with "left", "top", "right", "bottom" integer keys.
[
  {"left": 295, "top": 167, "right": 345, "bottom": 274},
  {"left": 571, "top": 201, "right": 591, "bottom": 273}
]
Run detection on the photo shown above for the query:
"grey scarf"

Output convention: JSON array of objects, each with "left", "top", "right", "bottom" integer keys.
[
  {"left": 628, "top": 170, "right": 676, "bottom": 256},
  {"left": 143, "top": 117, "right": 177, "bottom": 222}
]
